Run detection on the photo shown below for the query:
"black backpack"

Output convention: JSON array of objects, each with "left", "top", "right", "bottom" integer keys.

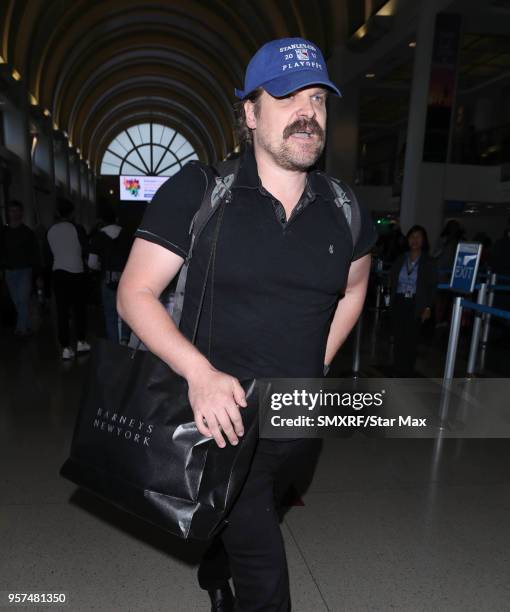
[
  {"left": 103, "top": 228, "right": 134, "bottom": 290},
  {"left": 171, "top": 159, "right": 362, "bottom": 326}
]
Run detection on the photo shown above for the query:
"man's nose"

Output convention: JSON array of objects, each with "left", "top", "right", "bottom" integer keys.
[{"left": 296, "top": 96, "right": 315, "bottom": 118}]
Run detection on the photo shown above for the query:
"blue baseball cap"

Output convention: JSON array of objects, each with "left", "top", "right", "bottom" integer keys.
[{"left": 235, "top": 37, "right": 341, "bottom": 100}]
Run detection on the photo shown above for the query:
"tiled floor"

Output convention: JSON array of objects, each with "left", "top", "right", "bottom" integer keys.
[{"left": 1, "top": 304, "right": 509, "bottom": 611}]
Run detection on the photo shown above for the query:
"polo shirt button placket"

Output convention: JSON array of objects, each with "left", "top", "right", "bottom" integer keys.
[{"left": 271, "top": 198, "right": 287, "bottom": 228}]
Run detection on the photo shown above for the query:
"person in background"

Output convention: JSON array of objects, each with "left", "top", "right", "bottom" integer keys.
[
  {"left": 0, "top": 200, "right": 41, "bottom": 337},
  {"left": 88, "top": 207, "right": 133, "bottom": 344},
  {"left": 488, "top": 218, "right": 510, "bottom": 326},
  {"left": 379, "top": 220, "right": 406, "bottom": 265},
  {"left": 488, "top": 219, "right": 510, "bottom": 277},
  {"left": 472, "top": 232, "right": 492, "bottom": 274},
  {"left": 390, "top": 225, "right": 437, "bottom": 376},
  {"left": 46, "top": 198, "right": 91, "bottom": 359},
  {"left": 433, "top": 219, "right": 464, "bottom": 278}
]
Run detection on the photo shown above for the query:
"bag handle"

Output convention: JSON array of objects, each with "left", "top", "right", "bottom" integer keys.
[{"left": 190, "top": 196, "right": 227, "bottom": 353}]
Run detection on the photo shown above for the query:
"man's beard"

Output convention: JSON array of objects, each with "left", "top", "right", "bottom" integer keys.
[{"left": 256, "top": 118, "right": 325, "bottom": 171}]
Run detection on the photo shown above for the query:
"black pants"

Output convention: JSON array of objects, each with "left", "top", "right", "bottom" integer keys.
[
  {"left": 53, "top": 270, "right": 87, "bottom": 347},
  {"left": 392, "top": 294, "right": 420, "bottom": 376},
  {"left": 198, "top": 438, "right": 319, "bottom": 612}
]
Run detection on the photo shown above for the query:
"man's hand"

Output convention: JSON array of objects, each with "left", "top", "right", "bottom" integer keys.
[{"left": 187, "top": 365, "right": 247, "bottom": 448}]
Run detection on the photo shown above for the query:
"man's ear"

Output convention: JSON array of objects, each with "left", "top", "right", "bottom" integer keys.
[{"left": 244, "top": 100, "right": 257, "bottom": 130}]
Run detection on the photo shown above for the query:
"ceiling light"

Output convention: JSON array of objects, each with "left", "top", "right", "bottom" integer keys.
[
  {"left": 109, "top": 189, "right": 114, "bottom": 195},
  {"left": 0, "top": 55, "right": 5, "bottom": 64},
  {"left": 43, "top": 109, "right": 51, "bottom": 117},
  {"left": 353, "top": 24, "right": 368, "bottom": 40},
  {"left": 29, "top": 93, "right": 38, "bottom": 105},
  {"left": 376, "top": 0, "right": 396, "bottom": 17},
  {"left": 348, "top": 13, "right": 393, "bottom": 52},
  {"left": 409, "top": 41, "right": 416, "bottom": 48},
  {"left": 31, "top": 134, "right": 38, "bottom": 156},
  {"left": 53, "top": 121, "right": 59, "bottom": 130},
  {"left": 365, "top": 72, "right": 376, "bottom": 78},
  {"left": 11, "top": 69, "right": 21, "bottom": 81}
]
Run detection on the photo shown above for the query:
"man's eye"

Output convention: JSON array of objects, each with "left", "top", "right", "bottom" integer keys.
[{"left": 312, "top": 94, "right": 326, "bottom": 103}]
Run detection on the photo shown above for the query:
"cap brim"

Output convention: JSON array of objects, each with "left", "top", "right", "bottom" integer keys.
[{"left": 235, "top": 70, "right": 341, "bottom": 100}]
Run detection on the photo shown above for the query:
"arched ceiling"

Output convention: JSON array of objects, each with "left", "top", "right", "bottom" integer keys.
[{"left": 0, "top": 0, "right": 347, "bottom": 173}]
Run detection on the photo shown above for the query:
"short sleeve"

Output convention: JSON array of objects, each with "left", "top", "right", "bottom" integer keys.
[
  {"left": 134, "top": 161, "right": 209, "bottom": 258},
  {"left": 352, "top": 201, "right": 377, "bottom": 261}
]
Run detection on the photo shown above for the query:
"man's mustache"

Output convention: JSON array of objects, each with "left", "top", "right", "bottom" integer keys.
[{"left": 283, "top": 118, "right": 324, "bottom": 140}]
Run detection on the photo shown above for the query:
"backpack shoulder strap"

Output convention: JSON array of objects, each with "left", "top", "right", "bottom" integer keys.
[
  {"left": 172, "top": 158, "right": 241, "bottom": 327},
  {"left": 320, "top": 174, "right": 362, "bottom": 253},
  {"left": 188, "top": 158, "right": 240, "bottom": 255}
]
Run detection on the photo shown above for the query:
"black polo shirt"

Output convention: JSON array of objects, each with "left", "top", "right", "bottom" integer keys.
[{"left": 135, "top": 149, "right": 376, "bottom": 380}]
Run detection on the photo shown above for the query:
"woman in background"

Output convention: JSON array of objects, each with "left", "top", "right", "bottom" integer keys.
[{"left": 390, "top": 225, "right": 438, "bottom": 376}]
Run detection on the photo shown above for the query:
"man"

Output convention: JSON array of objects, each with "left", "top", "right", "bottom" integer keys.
[
  {"left": 488, "top": 217, "right": 510, "bottom": 277},
  {"left": 118, "top": 37, "right": 376, "bottom": 612},
  {"left": 47, "top": 198, "right": 91, "bottom": 359},
  {"left": 0, "top": 201, "right": 40, "bottom": 336},
  {"left": 88, "top": 206, "right": 133, "bottom": 344}
]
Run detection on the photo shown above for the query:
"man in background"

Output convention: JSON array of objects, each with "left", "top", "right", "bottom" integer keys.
[
  {"left": 46, "top": 198, "right": 91, "bottom": 359},
  {"left": 488, "top": 217, "right": 510, "bottom": 328},
  {"left": 0, "top": 200, "right": 40, "bottom": 337},
  {"left": 88, "top": 206, "right": 133, "bottom": 344}
]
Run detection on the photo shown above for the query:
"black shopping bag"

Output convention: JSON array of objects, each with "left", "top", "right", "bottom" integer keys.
[{"left": 60, "top": 339, "right": 259, "bottom": 540}]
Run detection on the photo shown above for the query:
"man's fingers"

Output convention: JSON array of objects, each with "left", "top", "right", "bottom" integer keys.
[
  {"left": 232, "top": 379, "right": 247, "bottom": 407},
  {"left": 194, "top": 412, "right": 212, "bottom": 438},
  {"left": 215, "top": 409, "right": 239, "bottom": 446},
  {"left": 225, "top": 403, "right": 244, "bottom": 438},
  {"left": 202, "top": 412, "right": 227, "bottom": 448}
]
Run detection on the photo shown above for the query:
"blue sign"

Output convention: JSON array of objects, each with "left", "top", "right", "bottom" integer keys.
[{"left": 449, "top": 242, "right": 482, "bottom": 293}]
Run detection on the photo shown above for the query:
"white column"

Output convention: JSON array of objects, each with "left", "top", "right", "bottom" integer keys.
[
  {"left": 400, "top": 2, "right": 439, "bottom": 233},
  {"left": 400, "top": 0, "right": 454, "bottom": 246}
]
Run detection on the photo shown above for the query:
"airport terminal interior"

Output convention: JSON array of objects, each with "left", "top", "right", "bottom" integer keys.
[{"left": 1, "top": 1, "right": 510, "bottom": 610}]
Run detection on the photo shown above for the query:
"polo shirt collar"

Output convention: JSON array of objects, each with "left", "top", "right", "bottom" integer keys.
[
  {"left": 233, "top": 147, "right": 260, "bottom": 190},
  {"left": 233, "top": 147, "right": 334, "bottom": 202}
]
